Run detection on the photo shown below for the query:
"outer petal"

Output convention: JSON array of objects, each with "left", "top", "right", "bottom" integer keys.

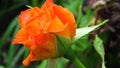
[
  {"left": 12, "top": 28, "right": 28, "bottom": 44},
  {"left": 19, "top": 7, "right": 40, "bottom": 28},
  {"left": 41, "top": 0, "right": 54, "bottom": 10},
  {"left": 40, "top": 0, "right": 71, "bottom": 33},
  {"left": 23, "top": 33, "right": 58, "bottom": 66},
  {"left": 13, "top": 15, "right": 41, "bottom": 45},
  {"left": 39, "top": 1, "right": 68, "bottom": 32},
  {"left": 53, "top": 5, "right": 76, "bottom": 37},
  {"left": 25, "top": 16, "right": 41, "bottom": 36}
]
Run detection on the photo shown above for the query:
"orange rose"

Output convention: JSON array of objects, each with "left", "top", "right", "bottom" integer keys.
[{"left": 12, "top": 0, "right": 76, "bottom": 66}]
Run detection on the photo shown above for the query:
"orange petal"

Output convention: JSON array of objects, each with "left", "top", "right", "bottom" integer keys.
[
  {"left": 41, "top": 0, "right": 54, "bottom": 10},
  {"left": 23, "top": 56, "right": 30, "bottom": 66},
  {"left": 13, "top": 16, "right": 41, "bottom": 45},
  {"left": 12, "top": 28, "right": 28, "bottom": 44},
  {"left": 23, "top": 52, "right": 34, "bottom": 66},
  {"left": 47, "top": 16, "right": 67, "bottom": 32},
  {"left": 22, "top": 33, "right": 58, "bottom": 66},
  {"left": 57, "top": 24, "right": 72, "bottom": 40},
  {"left": 25, "top": 16, "right": 41, "bottom": 36},
  {"left": 53, "top": 5, "right": 76, "bottom": 37},
  {"left": 19, "top": 7, "right": 40, "bottom": 28}
]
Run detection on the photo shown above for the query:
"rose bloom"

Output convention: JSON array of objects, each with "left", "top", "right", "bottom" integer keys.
[{"left": 12, "top": 0, "right": 76, "bottom": 66}]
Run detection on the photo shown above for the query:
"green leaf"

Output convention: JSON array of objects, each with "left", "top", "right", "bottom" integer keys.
[
  {"left": 73, "top": 19, "right": 108, "bottom": 42},
  {"left": 93, "top": 35, "right": 106, "bottom": 68}
]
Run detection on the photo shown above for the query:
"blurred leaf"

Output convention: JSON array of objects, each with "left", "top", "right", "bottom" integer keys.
[
  {"left": 77, "top": 7, "right": 95, "bottom": 27},
  {"left": 81, "top": 50, "right": 100, "bottom": 68},
  {"left": 64, "top": 0, "right": 82, "bottom": 15},
  {"left": 37, "top": 58, "right": 69, "bottom": 68},
  {"left": 99, "top": 31, "right": 109, "bottom": 43},
  {"left": 0, "top": 2, "right": 27, "bottom": 16},
  {"left": 72, "top": 35, "right": 91, "bottom": 56},
  {"left": 0, "top": 16, "right": 18, "bottom": 51},
  {"left": 72, "top": 57, "right": 86, "bottom": 68},
  {"left": 46, "top": 59, "right": 58, "bottom": 68},
  {"left": 7, "top": 47, "right": 26, "bottom": 68},
  {"left": 56, "top": 58, "right": 69, "bottom": 68},
  {"left": 93, "top": 35, "right": 106, "bottom": 68},
  {"left": 26, "top": 5, "right": 33, "bottom": 9},
  {"left": 7, "top": 23, "right": 20, "bottom": 68},
  {"left": 37, "top": 60, "right": 47, "bottom": 68},
  {"left": 73, "top": 19, "right": 108, "bottom": 42},
  {"left": 23, "top": 48, "right": 29, "bottom": 58},
  {"left": 0, "top": 66, "right": 4, "bottom": 68}
]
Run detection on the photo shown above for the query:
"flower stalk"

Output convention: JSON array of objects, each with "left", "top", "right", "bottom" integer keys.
[
  {"left": 72, "top": 57, "right": 86, "bottom": 68},
  {"left": 65, "top": 50, "right": 86, "bottom": 68}
]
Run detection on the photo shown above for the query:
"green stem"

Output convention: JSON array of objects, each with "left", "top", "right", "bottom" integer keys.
[{"left": 72, "top": 57, "right": 86, "bottom": 68}]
